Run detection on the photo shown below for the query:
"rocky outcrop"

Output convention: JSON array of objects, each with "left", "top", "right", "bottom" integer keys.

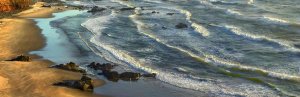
[
  {"left": 101, "top": 70, "right": 141, "bottom": 82},
  {"left": 89, "top": 62, "right": 156, "bottom": 82},
  {"left": 102, "top": 70, "right": 119, "bottom": 82},
  {"left": 119, "top": 72, "right": 141, "bottom": 81},
  {"left": 53, "top": 62, "right": 86, "bottom": 73},
  {"left": 8, "top": 55, "right": 31, "bottom": 62},
  {"left": 87, "top": 6, "right": 106, "bottom": 13},
  {"left": 87, "top": 62, "right": 117, "bottom": 71},
  {"left": 53, "top": 75, "right": 94, "bottom": 91}
]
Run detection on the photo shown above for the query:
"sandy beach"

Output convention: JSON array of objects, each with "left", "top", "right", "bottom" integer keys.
[{"left": 0, "top": 2, "right": 104, "bottom": 97}]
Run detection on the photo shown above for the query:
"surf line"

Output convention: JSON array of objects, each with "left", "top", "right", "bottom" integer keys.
[{"left": 129, "top": 9, "right": 300, "bottom": 83}]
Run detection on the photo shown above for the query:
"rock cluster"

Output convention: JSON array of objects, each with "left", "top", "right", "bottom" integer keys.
[
  {"left": 87, "top": 62, "right": 117, "bottom": 71},
  {"left": 101, "top": 70, "right": 141, "bottom": 82},
  {"left": 88, "top": 62, "right": 156, "bottom": 82},
  {"left": 53, "top": 75, "right": 94, "bottom": 91},
  {"left": 8, "top": 55, "right": 31, "bottom": 62},
  {"left": 53, "top": 62, "right": 86, "bottom": 73}
]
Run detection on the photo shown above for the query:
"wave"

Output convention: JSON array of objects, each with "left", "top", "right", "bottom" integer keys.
[
  {"left": 110, "top": 0, "right": 135, "bottom": 8},
  {"left": 226, "top": 9, "right": 243, "bottom": 16},
  {"left": 262, "top": 15, "right": 290, "bottom": 24},
  {"left": 81, "top": 10, "right": 118, "bottom": 35},
  {"left": 224, "top": 25, "right": 300, "bottom": 52},
  {"left": 178, "top": 9, "right": 210, "bottom": 36},
  {"left": 78, "top": 0, "right": 300, "bottom": 96},
  {"left": 129, "top": 7, "right": 300, "bottom": 82},
  {"left": 128, "top": 8, "right": 282, "bottom": 96}
]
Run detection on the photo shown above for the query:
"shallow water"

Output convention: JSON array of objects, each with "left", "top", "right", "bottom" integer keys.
[{"left": 37, "top": 0, "right": 300, "bottom": 96}]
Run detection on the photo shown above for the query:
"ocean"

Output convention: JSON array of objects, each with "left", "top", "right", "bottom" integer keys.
[{"left": 51, "top": 0, "right": 300, "bottom": 96}]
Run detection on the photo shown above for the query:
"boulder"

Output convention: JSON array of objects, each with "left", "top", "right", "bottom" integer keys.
[
  {"left": 175, "top": 23, "right": 188, "bottom": 29},
  {"left": 142, "top": 73, "right": 157, "bottom": 78},
  {"left": 87, "top": 6, "right": 106, "bottom": 13},
  {"left": 119, "top": 72, "right": 141, "bottom": 81},
  {"left": 102, "top": 70, "right": 119, "bottom": 82},
  {"left": 87, "top": 62, "right": 117, "bottom": 71},
  {"left": 53, "top": 62, "right": 86, "bottom": 73},
  {"left": 53, "top": 75, "right": 94, "bottom": 91},
  {"left": 8, "top": 55, "right": 31, "bottom": 62}
]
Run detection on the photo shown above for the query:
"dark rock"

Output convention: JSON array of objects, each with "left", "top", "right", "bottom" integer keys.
[
  {"left": 53, "top": 62, "right": 86, "bottom": 73},
  {"left": 142, "top": 73, "right": 157, "bottom": 78},
  {"left": 175, "top": 23, "right": 188, "bottom": 29},
  {"left": 8, "top": 55, "right": 31, "bottom": 62},
  {"left": 166, "top": 13, "right": 175, "bottom": 15},
  {"left": 87, "top": 62, "right": 117, "bottom": 71},
  {"left": 102, "top": 70, "right": 119, "bottom": 82},
  {"left": 120, "top": 7, "right": 136, "bottom": 11},
  {"left": 87, "top": 6, "right": 106, "bottom": 13},
  {"left": 119, "top": 72, "right": 141, "bottom": 81},
  {"left": 53, "top": 75, "right": 94, "bottom": 91}
]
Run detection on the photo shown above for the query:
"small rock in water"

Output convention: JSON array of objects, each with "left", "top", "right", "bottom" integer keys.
[
  {"left": 120, "top": 7, "right": 136, "bottom": 11},
  {"left": 166, "top": 13, "right": 175, "bottom": 15},
  {"left": 8, "top": 55, "right": 31, "bottom": 62},
  {"left": 175, "top": 23, "right": 188, "bottom": 29}
]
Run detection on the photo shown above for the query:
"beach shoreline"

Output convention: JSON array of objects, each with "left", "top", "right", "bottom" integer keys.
[{"left": 0, "top": 2, "right": 105, "bottom": 97}]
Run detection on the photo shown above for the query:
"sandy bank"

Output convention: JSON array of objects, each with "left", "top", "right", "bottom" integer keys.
[{"left": 0, "top": 2, "right": 105, "bottom": 97}]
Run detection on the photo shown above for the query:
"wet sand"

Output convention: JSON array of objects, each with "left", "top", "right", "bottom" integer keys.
[{"left": 0, "top": 2, "right": 105, "bottom": 97}]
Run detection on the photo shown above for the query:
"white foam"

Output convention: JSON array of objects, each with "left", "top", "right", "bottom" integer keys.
[
  {"left": 111, "top": 0, "right": 135, "bottom": 8},
  {"left": 262, "top": 16, "right": 290, "bottom": 24},
  {"left": 248, "top": 0, "right": 255, "bottom": 4},
  {"left": 80, "top": 0, "right": 292, "bottom": 96},
  {"left": 178, "top": 9, "right": 210, "bottom": 36},
  {"left": 81, "top": 10, "right": 118, "bottom": 35},
  {"left": 128, "top": 9, "right": 280, "bottom": 96},
  {"left": 130, "top": 11, "right": 300, "bottom": 82},
  {"left": 226, "top": 9, "right": 243, "bottom": 16}
]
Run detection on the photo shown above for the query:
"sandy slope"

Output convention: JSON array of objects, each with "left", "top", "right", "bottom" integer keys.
[{"left": 0, "top": 2, "right": 105, "bottom": 97}]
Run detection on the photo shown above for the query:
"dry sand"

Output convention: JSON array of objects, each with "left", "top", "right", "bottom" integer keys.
[{"left": 0, "top": 2, "right": 105, "bottom": 97}]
